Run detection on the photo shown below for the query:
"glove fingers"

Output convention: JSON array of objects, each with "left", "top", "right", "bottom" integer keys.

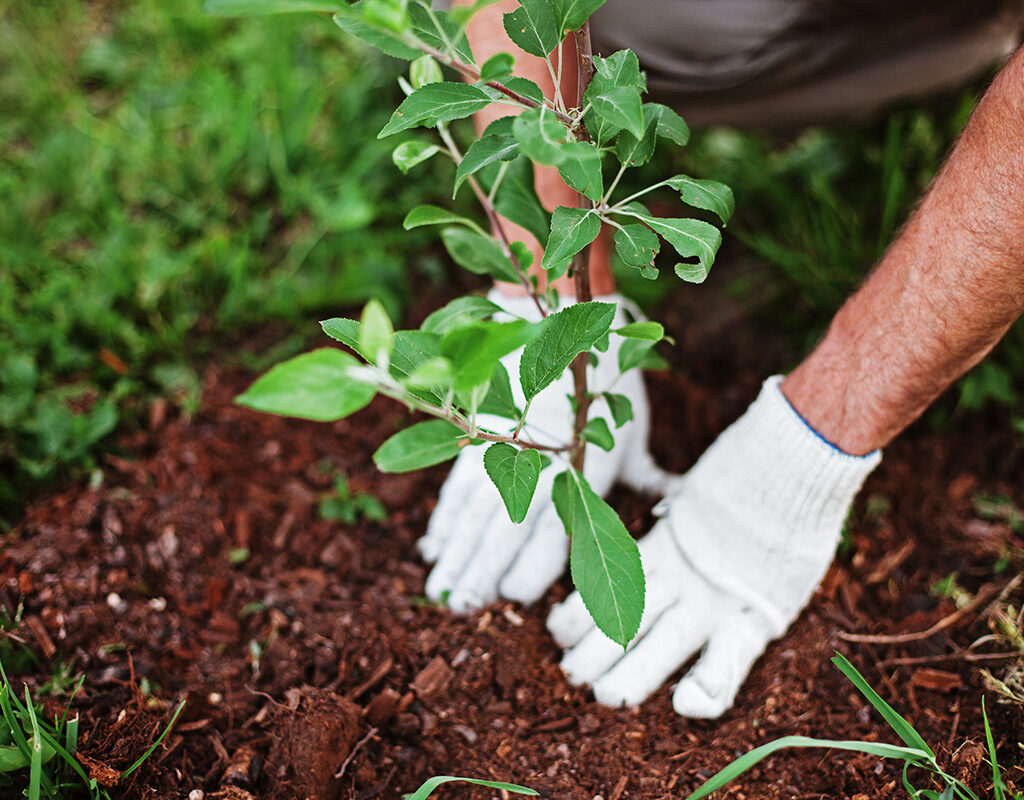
[
  {"left": 672, "top": 606, "right": 772, "bottom": 719},
  {"left": 558, "top": 575, "right": 679, "bottom": 686},
  {"left": 498, "top": 505, "right": 568, "bottom": 606},
  {"left": 591, "top": 603, "right": 713, "bottom": 708},
  {"left": 424, "top": 481, "right": 502, "bottom": 604},
  {"left": 447, "top": 503, "right": 543, "bottom": 613},
  {"left": 546, "top": 590, "right": 592, "bottom": 649},
  {"left": 418, "top": 452, "right": 483, "bottom": 562}
]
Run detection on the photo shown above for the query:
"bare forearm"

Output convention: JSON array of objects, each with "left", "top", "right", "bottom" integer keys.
[{"left": 784, "top": 47, "right": 1024, "bottom": 454}]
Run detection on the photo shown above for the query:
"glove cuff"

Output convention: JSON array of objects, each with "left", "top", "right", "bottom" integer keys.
[{"left": 668, "top": 375, "right": 881, "bottom": 634}]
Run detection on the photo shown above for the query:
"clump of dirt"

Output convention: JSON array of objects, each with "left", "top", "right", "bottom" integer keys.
[{"left": 3, "top": 294, "right": 1024, "bottom": 798}]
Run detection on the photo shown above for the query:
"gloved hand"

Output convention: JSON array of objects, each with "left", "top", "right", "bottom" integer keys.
[
  {"left": 418, "top": 289, "right": 671, "bottom": 613},
  {"left": 547, "top": 375, "right": 881, "bottom": 718}
]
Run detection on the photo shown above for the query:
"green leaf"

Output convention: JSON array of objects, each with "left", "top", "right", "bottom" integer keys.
[
  {"left": 581, "top": 417, "right": 614, "bottom": 451},
  {"left": 455, "top": 132, "right": 519, "bottom": 193},
  {"left": 591, "top": 49, "right": 644, "bottom": 91},
  {"left": 613, "top": 223, "right": 659, "bottom": 267},
  {"left": 441, "top": 227, "right": 521, "bottom": 283},
  {"left": 362, "top": 0, "right": 408, "bottom": 32},
  {"left": 615, "top": 205, "right": 721, "bottom": 283},
  {"left": 831, "top": 654, "right": 936, "bottom": 758},
  {"left": 441, "top": 320, "right": 536, "bottom": 392},
  {"left": 405, "top": 357, "right": 453, "bottom": 389},
  {"left": 541, "top": 206, "right": 601, "bottom": 275},
  {"left": 379, "top": 82, "right": 491, "bottom": 138},
  {"left": 613, "top": 103, "right": 660, "bottom": 167},
  {"left": 374, "top": 420, "right": 477, "bottom": 473},
  {"left": 552, "top": 470, "right": 644, "bottom": 646},
  {"left": 410, "top": 54, "right": 443, "bottom": 88},
  {"left": 486, "top": 156, "right": 550, "bottom": 245},
  {"left": 618, "top": 338, "right": 666, "bottom": 372},
  {"left": 651, "top": 102, "right": 689, "bottom": 146},
  {"left": 484, "top": 443, "right": 543, "bottom": 523},
  {"left": 614, "top": 321, "right": 662, "bottom": 340},
  {"left": 408, "top": 2, "right": 475, "bottom": 64},
  {"left": 478, "top": 362, "right": 521, "bottom": 418},
  {"left": 332, "top": 6, "right": 421, "bottom": 60},
  {"left": 684, "top": 736, "right": 931, "bottom": 800},
  {"left": 602, "top": 392, "right": 633, "bottom": 427},
  {"left": 392, "top": 141, "right": 442, "bottom": 173},
  {"left": 982, "top": 698, "right": 1007, "bottom": 800},
  {"left": 590, "top": 86, "right": 644, "bottom": 141},
  {"left": 512, "top": 107, "right": 567, "bottom": 165},
  {"left": 422, "top": 296, "right": 504, "bottom": 335},
  {"left": 502, "top": 0, "right": 559, "bottom": 58},
  {"left": 448, "top": 0, "right": 503, "bottom": 24},
  {"left": 665, "top": 175, "right": 734, "bottom": 224},
  {"left": 359, "top": 299, "right": 394, "bottom": 364},
  {"left": 480, "top": 52, "right": 516, "bottom": 81},
  {"left": 519, "top": 301, "right": 616, "bottom": 399},
  {"left": 503, "top": 76, "right": 545, "bottom": 104},
  {"left": 554, "top": 0, "right": 608, "bottom": 31},
  {"left": 236, "top": 349, "right": 375, "bottom": 422},
  {"left": 404, "top": 775, "right": 538, "bottom": 800},
  {"left": 556, "top": 141, "right": 603, "bottom": 203},
  {"left": 403, "top": 205, "right": 485, "bottom": 235},
  {"left": 205, "top": 0, "right": 345, "bottom": 14}
]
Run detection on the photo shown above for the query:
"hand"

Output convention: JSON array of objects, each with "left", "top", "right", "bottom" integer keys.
[
  {"left": 547, "top": 376, "right": 881, "bottom": 718},
  {"left": 417, "top": 290, "right": 671, "bottom": 612}
]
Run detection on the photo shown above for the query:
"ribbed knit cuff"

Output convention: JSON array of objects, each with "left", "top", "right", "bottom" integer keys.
[{"left": 669, "top": 375, "right": 881, "bottom": 634}]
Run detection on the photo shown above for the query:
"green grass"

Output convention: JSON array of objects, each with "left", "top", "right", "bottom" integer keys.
[{"left": 0, "top": 0, "right": 447, "bottom": 523}]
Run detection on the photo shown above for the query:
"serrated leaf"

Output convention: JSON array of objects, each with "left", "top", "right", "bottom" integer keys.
[
  {"left": 650, "top": 102, "right": 689, "bottom": 146},
  {"left": 392, "top": 141, "right": 441, "bottom": 173},
  {"left": 484, "top": 156, "right": 550, "bottom": 245},
  {"left": 205, "top": 0, "right": 346, "bottom": 14},
  {"left": 359, "top": 300, "right": 394, "bottom": 364},
  {"left": 332, "top": 7, "right": 421, "bottom": 60},
  {"left": 236, "top": 349, "right": 375, "bottom": 421},
  {"left": 448, "top": 0, "right": 503, "bottom": 24},
  {"left": 484, "top": 443, "right": 542, "bottom": 523},
  {"left": 455, "top": 133, "right": 519, "bottom": 192},
  {"left": 480, "top": 52, "right": 515, "bottom": 81},
  {"left": 665, "top": 175, "right": 734, "bottom": 224},
  {"left": 602, "top": 392, "right": 633, "bottom": 427},
  {"left": 615, "top": 206, "right": 721, "bottom": 283},
  {"left": 379, "top": 82, "right": 491, "bottom": 138},
  {"left": 374, "top": 420, "right": 477, "bottom": 473},
  {"left": 590, "top": 86, "right": 644, "bottom": 141},
  {"left": 581, "top": 417, "right": 614, "bottom": 451},
  {"left": 613, "top": 103, "right": 660, "bottom": 167},
  {"left": 512, "top": 107, "right": 567, "bottom": 165},
  {"left": 554, "top": 0, "right": 607, "bottom": 31},
  {"left": 408, "top": 1, "right": 475, "bottom": 64},
  {"left": 617, "top": 338, "right": 666, "bottom": 372},
  {"left": 520, "top": 301, "right": 616, "bottom": 399},
  {"left": 502, "top": 0, "right": 559, "bottom": 57},
  {"left": 592, "top": 49, "right": 644, "bottom": 91},
  {"left": 403, "top": 205, "right": 485, "bottom": 234},
  {"left": 556, "top": 141, "right": 603, "bottom": 202},
  {"left": 541, "top": 206, "right": 601, "bottom": 277},
  {"left": 404, "top": 775, "right": 538, "bottom": 800},
  {"left": 613, "top": 223, "right": 659, "bottom": 267},
  {"left": 552, "top": 470, "right": 644, "bottom": 646},
  {"left": 441, "top": 227, "right": 521, "bottom": 283},
  {"left": 421, "top": 296, "right": 504, "bottom": 335},
  {"left": 503, "top": 76, "right": 545, "bottom": 104},
  {"left": 441, "top": 320, "right": 536, "bottom": 392},
  {"left": 614, "top": 320, "right": 663, "bottom": 340},
  {"left": 478, "top": 362, "right": 521, "bottom": 418}
]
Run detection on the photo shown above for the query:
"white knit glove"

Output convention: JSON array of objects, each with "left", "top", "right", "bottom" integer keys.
[
  {"left": 547, "top": 375, "right": 881, "bottom": 718},
  {"left": 418, "top": 289, "right": 672, "bottom": 612}
]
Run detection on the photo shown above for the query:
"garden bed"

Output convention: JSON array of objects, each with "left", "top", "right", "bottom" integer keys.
[{"left": 3, "top": 295, "right": 1023, "bottom": 799}]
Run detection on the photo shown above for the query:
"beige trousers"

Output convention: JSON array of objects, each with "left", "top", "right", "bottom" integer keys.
[{"left": 589, "top": 0, "right": 1024, "bottom": 128}]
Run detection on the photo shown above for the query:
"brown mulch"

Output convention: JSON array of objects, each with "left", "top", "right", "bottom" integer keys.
[{"left": 3, "top": 296, "right": 1024, "bottom": 799}]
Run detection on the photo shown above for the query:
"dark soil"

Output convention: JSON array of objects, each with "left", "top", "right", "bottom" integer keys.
[{"left": 3, "top": 288, "right": 1024, "bottom": 800}]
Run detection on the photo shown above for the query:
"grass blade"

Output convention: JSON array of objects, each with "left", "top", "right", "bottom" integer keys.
[
  {"left": 403, "top": 775, "right": 539, "bottom": 800},
  {"left": 24, "top": 688, "right": 42, "bottom": 800},
  {"left": 685, "top": 736, "right": 930, "bottom": 800},
  {"left": 982, "top": 697, "right": 1006, "bottom": 800},
  {"left": 832, "top": 653, "right": 935, "bottom": 758},
  {"left": 119, "top": 699, "right": 185, "bottom": 780}
]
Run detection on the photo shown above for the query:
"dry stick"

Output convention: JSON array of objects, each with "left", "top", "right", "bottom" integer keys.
[
  {"left": 334, "top": 726, "right": 379, "bottom": 780},
  {"left": 569, "top": 22, "right": 596, "bottom": 472}
]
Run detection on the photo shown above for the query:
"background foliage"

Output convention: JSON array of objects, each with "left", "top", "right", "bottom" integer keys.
[{"left": 1, "top": 0, "right": 1018, "bottom": 525}]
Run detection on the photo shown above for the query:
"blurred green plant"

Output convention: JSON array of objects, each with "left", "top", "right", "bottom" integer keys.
[
  {"left": 319, "top": 471, "right": 387, "bottom": 524},
  {"left": 0, "top": 0, "right": 445, "bottom": 524}
]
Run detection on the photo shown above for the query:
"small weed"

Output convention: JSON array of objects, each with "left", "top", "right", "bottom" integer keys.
[
  {"left": 973, "top": 494, "right": 1024, "bottom": 533},
  {"left": 319, "top": 473, "right": 387, "bottom": 525}
]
